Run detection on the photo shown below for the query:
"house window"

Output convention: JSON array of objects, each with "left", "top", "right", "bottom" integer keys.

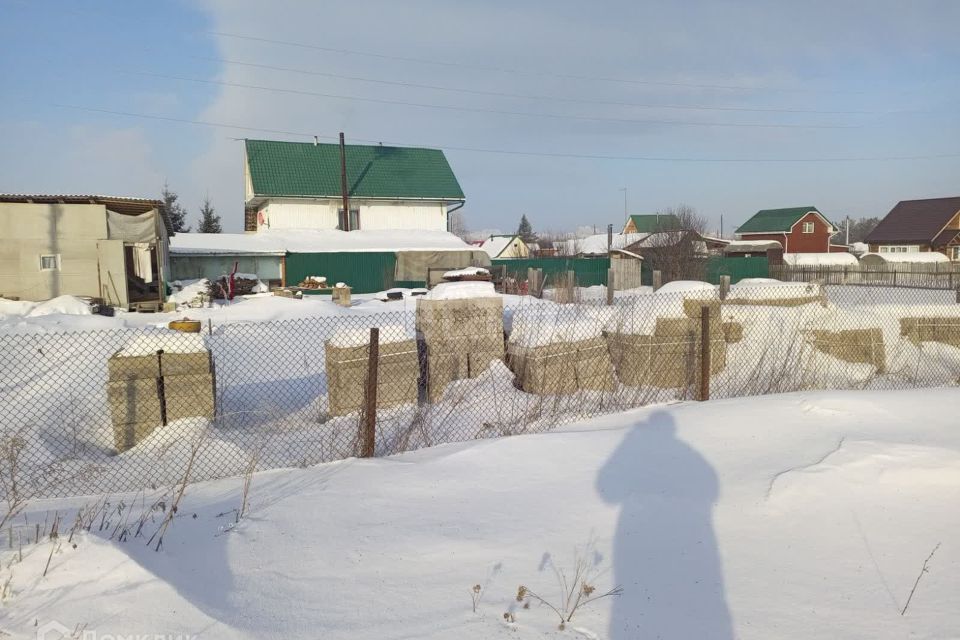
[
  {"left": 881, "top": 245, "right": 920, "bottom": 253},
  {"left": 951, "top": 246, "right": 960, "bottom": 261},
  {"left": 338, "top": 208, "right": 360, "bottom": 231},
  {"left": 802, "top": 222, "right": 815, "bottom": 234},
  {"left": 39, "top": 254, "right": 60, "bottom": 271}
]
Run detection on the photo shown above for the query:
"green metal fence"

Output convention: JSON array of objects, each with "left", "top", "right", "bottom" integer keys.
[
  {"left": 284, "top": 252, "right": 398, "bottom": 293},
  {"left": 492, "top": 257, "right": 611, "bottom": 287},
  {"left": 704, "top": 256, "right": 769, "bottom": 284}
]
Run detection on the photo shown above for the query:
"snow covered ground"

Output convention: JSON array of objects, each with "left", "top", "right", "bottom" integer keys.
[{"left": 2, "top": 388, "right": 958, "bottom": 639}]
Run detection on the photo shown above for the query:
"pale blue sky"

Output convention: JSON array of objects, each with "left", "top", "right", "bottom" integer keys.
[{"left": 2, "top": 0, "right": 959, "bottom": 234}]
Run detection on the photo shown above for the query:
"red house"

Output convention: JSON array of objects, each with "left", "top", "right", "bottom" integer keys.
[{"left": 735, "top": 206, "right": 841, "bottom": 253}]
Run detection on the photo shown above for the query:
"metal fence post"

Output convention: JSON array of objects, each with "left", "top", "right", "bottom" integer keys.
[
  {"left": 699, "top": 306, "right": 711, "bottom": 402},
  {"left": 606, "top": 268, "right": 615, "bottom": 305},
  {"left": 361, "top": 327, "right": 379, "bottom": 458},
  {"left": 652, "top": 270, "right": 662, "bottom": 292}
]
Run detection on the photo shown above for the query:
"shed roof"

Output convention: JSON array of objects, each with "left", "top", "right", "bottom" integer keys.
[
  {"left": 736, "top": 206, "right": 830, "bottom": 234},
  {"left": 866, "top": 197, "right": 960, "bottom": 244},
  {"left": 245, "top": 139, "right": 464, "bottom": 201},
  {"left": 0, "top": 193, "right": 172, "bottom": 234},
  {"left": 627, "top": 214, "right": 681, "bottom": 233},
  {"left": 480, "top": 235, "right": 520, "bottom": 258}
]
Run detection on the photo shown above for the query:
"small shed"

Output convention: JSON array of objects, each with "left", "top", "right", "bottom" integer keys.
[
  {"left": 610, "top": 249, "right": 644, "bottom": 289},
  {"left": 480, "top": 234, "right": 529, "bottom": 259}
]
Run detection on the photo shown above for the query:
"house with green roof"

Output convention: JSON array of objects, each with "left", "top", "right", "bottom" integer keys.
[
  {"left": 622, "top": 214, "right": 681, "bottom": 234},
  {"left": 244, "top": 139, "right": 465, "bottom": 233},
  {"left": 735, "top": 206, "right": 840, "bottom": 254}
]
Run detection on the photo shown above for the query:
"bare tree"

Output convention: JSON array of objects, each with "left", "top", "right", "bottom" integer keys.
[{"left": 635, "top": 204, "right": 709, "bottom": 283}]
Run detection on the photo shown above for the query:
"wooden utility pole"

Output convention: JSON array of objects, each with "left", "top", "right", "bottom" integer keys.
[
  {"left": 339, "top": 132, "right": 351, "bottom": 231},
  {"left": 361, "top": 327, "right": 379, "bottom": 457}
]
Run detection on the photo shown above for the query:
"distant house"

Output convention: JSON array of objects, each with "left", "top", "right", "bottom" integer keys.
[
  {"left": 735, "top": 206, "right": 838, "bottom": 253},
  {"left": 0, "top": 194, "right": 171, "bottom": 308},
  {"left": 244, "top": 139, "right": 465, "bottom": 233},
  {"left": 480, "top": 234, "right": 529, "bottom": 259},
  {"left": 622, "top": 214, "right": 681, "bottom": 234},
  {"left": 865, "top": 197, "right": 960, "bottom": 261}
]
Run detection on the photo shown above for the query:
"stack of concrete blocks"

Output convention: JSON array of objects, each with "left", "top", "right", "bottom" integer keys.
[
  {"left": 324, "top": 337, "right": 420, "bottom": 417},
  {"left": 606, "top": 315, "right": 727, "bottom": 390},
  {"left": 507, "top": 336, "right": 615, "bottom": 395},
  {"left": 107, "top": 346, "right": 216, "bottom": 452},
  {"left": 416, "top": 297, "right": 505, "bottom": 402}
]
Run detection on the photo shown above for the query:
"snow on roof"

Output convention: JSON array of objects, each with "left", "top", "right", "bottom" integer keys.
[
  {"left": 566, "top": 232, "right": 649, "bottom": 255},
  {"left": 725, "top": 239, "right": 782, "bottom": 252},
  {"left": 170, "top": 229, "right": 475, "bottom": 255},
  {"left": 479, "top": 235, "right": 515, "bottom": 258},
  {"left": 861, "top": 252, "right": 950, "bottom": 263},
  {"left": 782, "top": 252, "right": 858, "bottom": 266}
]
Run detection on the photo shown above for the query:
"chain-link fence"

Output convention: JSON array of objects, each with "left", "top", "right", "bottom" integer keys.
[{"left": 3, "top": 281, "right": 960, "bottom": 500}]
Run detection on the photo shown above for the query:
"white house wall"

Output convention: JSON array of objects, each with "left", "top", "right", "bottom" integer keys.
[{"left": 256, "top": 199, "right": 448, "bottom": 232}]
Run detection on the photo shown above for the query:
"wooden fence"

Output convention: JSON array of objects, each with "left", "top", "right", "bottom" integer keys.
[{"left": 770, "top": 264, "right": 960, "bottom": 289}]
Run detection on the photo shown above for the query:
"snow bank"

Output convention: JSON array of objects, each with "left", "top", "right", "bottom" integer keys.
[
  {"left": 23, "top": 295, "right": 93, "bottom": 317},
  {"left": 169, "top": 279, "right": 209, "bottom": 305},
  {"left": 728, "top": 280, "right": 822, "bottom": 301},
  {"left": 423, "top": 281, "right": 498, "bottom": 300},
  {"left": 374, "top": 287, "right": 428, "bottom": 301},
  {"left": 509, "top": 304, "right": 612, "bottom": 347},
  {"left": 656, "top": 280, "right": 716, "bottom": 295},
  {"left": 0, "top": 297, "right": 37, "bottom": 317},
  {"left": 6, "top": 388, "right": 960, "bottom": 639}
]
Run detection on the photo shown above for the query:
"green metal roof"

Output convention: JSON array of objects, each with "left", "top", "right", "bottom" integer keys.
[
  {"left": 245, "top": 139, "right": 465, "bottom": 200},
  {"left": 736, "top": 206, "right": 828, "bottom": 233},
  {"left": 628, "top": 214, "right": 682, "bottom": 232}
]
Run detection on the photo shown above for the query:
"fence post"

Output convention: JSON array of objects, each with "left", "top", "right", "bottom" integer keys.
[
  {"left": 361, "top": 327, "right": 379, "bottom": 458},
  {"left": 699, "top": 306, "right": 711, "bottom": 402},
  {"left": 535, "top": 268, "right": 544, "bottom": 298},
  {"left": 719, "top": 275, "right": 730, "bottom": 301},
  {"left": 652, "top": 270, "right": 662, "bottom": 292},
  {"left": 527, "top": 267, "right": 535, "bottom": 296},
  {"left": 606, "top": 268, "right": 615, "bottom": 305}
]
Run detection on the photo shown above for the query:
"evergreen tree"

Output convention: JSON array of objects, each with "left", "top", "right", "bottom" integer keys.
[
  {"left": 161, "top": 182, "right": 191, "bottom": 232},
  {"left": 197, "top": 197, "right": 222, "bottom": 233},
  {"left": 517, "top": 214, "right": 537, "bottom": 243}
]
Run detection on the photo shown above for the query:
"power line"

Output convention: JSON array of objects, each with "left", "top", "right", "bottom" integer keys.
[
  {"left": 209, "top": 31, "right": 865, "bottom": 95},
  {"left": 192, "top": 55, "right": 905, "bottom": 116},
  {"left": 52, "top": 103, "right": 960, "bottom": 163},
  {"left": 121, "top": 69, "right": 857, "bottom": 130}
]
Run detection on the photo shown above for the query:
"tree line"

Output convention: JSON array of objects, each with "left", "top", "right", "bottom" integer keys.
[{"left": 161, "top": 183, "right": 221, "bottom": 233}]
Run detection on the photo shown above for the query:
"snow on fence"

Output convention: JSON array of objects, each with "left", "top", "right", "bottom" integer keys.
[{"left": 2, "top": 284, "right": 960, "bottom": 499}]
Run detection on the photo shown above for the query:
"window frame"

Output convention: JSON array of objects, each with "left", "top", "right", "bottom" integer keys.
[
  {"left": 337, "top": 208, "right": 360, "bottom": 231},
  {"left": 801, "top": 221, "right": 815, "bottom": 234},
  {"left": 39, "top": 254, "right": 60, "bottom": 271}
]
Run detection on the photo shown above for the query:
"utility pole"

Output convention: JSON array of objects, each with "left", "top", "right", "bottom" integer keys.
[
  {"left": 720, "top": 214, "right": 724, "bottom": 238},
  {"left": 339, "top": 132, "right": 351, "bottom": 231},
  {"left": 619, "top": 187, "right": 628, "bottom": 227},
  {"left": 845, "top": 216, "right": 850, "bottom": 245}
]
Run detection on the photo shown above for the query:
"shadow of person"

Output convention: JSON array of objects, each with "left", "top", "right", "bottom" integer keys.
[{"left": 597, "top": 410, "right": 733, "bottom": 639}]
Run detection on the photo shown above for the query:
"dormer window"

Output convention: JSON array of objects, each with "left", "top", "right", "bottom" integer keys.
[{"left": 802, "top": 222, "right": 815, "bottom": 234}]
